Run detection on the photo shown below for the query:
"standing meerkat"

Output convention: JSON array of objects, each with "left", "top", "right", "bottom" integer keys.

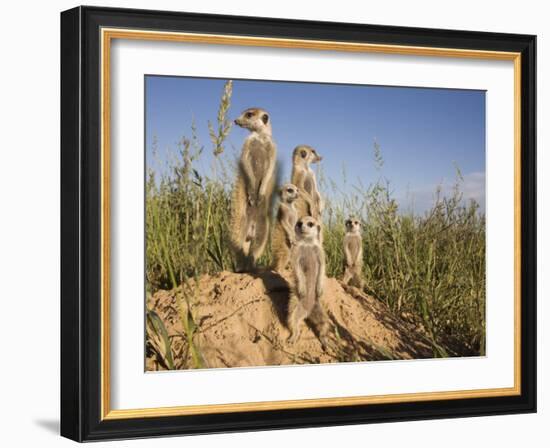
[
  {"left": 343, "top": 217, "right": 364, "bottom": 288},
  {"left": 287, "top": 216, "right": 327, "bottom": 343},
  {"left": 230, "top": 108, "right": 277, "bottom": 272},
  {"left": 291, "top": 145, "right": 324, "bottom": 220},
  {"left": 271, "top": 183, "right": 299, "bottom": 272}
]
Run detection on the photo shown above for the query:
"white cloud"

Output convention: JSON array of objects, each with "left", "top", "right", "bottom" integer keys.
[{"left": 399, "top": 171, "right": 486, "bottom": 214}]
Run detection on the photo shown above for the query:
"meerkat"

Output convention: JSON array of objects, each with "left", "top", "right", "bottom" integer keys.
[
  {"left": 287, "top": 216, "right": 327, "bottom": 343},
  {"left": 291, "top": 145, "right": 324, "bottom": 220},
  {"left": 271, "top": 183, "right": 299, "bottom": 272},
  {"left": 229, "top": 108, "right": 277, "bottom": 272},
  {"left": 343, "top": 217, "right": 364, "bottom": 288}
]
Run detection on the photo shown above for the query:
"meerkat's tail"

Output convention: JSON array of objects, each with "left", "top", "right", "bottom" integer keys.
[
  {"left": 229, "top": 178, "right": 244, "bottom": 244},
  {"left": 249, "top": 208, "right": 269, "bottom": 264},
  {"left": 229, "top": 177, "right": 252, "bottom": 272}
]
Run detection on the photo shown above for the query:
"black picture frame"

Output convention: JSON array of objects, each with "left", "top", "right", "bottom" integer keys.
[{"left": 61, "top": 5, "right": 536, "bottom": 442}]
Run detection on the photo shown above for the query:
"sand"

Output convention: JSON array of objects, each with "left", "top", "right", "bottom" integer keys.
[{"left": 146, "top": 270, "right": 433, "bottom": 370}]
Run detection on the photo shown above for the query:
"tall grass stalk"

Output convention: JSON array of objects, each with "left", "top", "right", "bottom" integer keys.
[{"left": 204, "top": 80, "right": 233, "bottom": 245}]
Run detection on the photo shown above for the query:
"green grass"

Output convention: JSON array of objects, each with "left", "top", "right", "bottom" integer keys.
[{"left": 145, "top": 80, "right": 486, "bottom": 361}]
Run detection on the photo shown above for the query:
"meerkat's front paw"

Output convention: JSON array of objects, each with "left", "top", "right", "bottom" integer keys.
[{"left": 258, "top": 187, "right": 266, "bottom": 198}]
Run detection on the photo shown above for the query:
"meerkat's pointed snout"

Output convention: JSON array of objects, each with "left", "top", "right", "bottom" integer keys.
[{"left": 233, "top": 108, "right": 271, "bottom": 134}]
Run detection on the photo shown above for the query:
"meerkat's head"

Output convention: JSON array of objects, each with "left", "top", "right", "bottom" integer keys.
[
  {"left": 279, "top": 183, "right": 299, "bottom": 204},
  {"left": 295, "top": 216, "right": 321, "bottom": 242},
  {"left": 293, "top": 145, "right": 322, "bottom": 166},
  {"left": 345, "top": 217, "right": 362, "bottom": 234},
  {"left": 234, "top": 108, "right": 271, "bottom": 135}
]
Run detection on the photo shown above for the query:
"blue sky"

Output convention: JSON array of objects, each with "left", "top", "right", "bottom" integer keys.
[{"left": 145, "top": 76, "right": 486, "bottom": 213}]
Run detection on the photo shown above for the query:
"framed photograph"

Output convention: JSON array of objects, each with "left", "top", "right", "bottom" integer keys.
[{"left": 61, "top": 6, "right": 536, "bottom": 441}]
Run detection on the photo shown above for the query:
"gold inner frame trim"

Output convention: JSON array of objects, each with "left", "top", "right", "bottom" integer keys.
[{"left": 100, "top": 27, "right": 522, "bottom": 421}]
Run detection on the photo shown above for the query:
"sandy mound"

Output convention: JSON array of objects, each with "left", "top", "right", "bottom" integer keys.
[{"left": 146, "top": 271, "right": 433, "bottom": 370}]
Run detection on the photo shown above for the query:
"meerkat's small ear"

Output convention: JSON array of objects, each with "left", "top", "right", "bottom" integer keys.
[
  {"left": 301, "top": 150, "right": 307, "bottom": 158},
  {"left": 262, "top": 113, "right": 269, "bottom": 124}
]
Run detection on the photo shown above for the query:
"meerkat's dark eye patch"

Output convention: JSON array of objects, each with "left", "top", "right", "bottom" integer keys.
[
  {"left": 301, "top": 150, "right": 307, "bottom": 158},
  {"left": 262, "top": 114, "right": 269, "bottom": 124},
  {"left": 307, "top": 222, "right": 314, "bottom": 228},
  {"left": 246, "top": 112, "right": 253, "bottom": 118},
  {"left": 287, "top": 188, "right": 293, "bottom": 193}
]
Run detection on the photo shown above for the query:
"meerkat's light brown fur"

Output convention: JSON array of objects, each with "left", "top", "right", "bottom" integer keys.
[
  {"left": 291, "top": 145, "right": 324, "bottom": 220},
  {"left": 343, "top": 217, "right": 364, "bottom": 288},
  {"left": 271, "top": 183, "right": 299, "bottom": 272},
  {"left": 287, "top": 216, "right": 327, "bottom": 343},
  {"left": 229, "top": 108, "right": 277, "bottom": 272}
]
